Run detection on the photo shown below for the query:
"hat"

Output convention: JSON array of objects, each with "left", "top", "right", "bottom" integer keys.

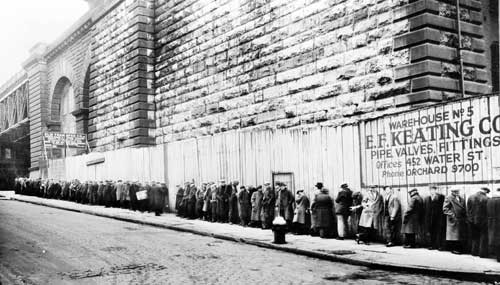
[
  {"left": 297, "top": 189, "right": 304, "bottom": 193},
  {"left": 409, "top": 188, "right": 418, "bottom": 194},
  {"left": 264, "top": 182, "right": 270, "bottom": 186},
  {"left": 220, "top": 179, "right": 226, "bottom": 184},
  {"left": 315, "top": 182, "right": 323, "bottom": 188},
  {"left": 481, "top": 187, "right": 490, "bottom": 193},
  {"left": 340, "top": 183, "right": 348, "bottom": 189},
  {"left": 451, "top": 189, "right": 460, "bottom": 193}
]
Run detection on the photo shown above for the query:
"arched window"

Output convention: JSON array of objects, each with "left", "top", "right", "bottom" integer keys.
[{"left": 59, "top": 81, "right": 76, "bottom": 133}]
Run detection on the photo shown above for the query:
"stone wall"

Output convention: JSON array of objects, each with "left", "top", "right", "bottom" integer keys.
[
  {"left": 154, "top": 0, "right": 413, "bottom": 143},
  {"left": 88, "top": 0, "right": 156, "bottom": 151}
]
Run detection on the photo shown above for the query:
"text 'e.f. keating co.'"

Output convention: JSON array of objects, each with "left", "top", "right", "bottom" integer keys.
[{"left": 362, "top": 101, "right": 500, "bottom": 181}]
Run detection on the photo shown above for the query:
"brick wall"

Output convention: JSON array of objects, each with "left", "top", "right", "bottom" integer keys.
[{"left": 154, "top": 0, "right": 413, "bottom": 143}]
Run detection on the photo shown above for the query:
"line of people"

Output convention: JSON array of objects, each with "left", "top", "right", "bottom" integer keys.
[
  {"left": 175, "top": 180, "right": 500, "bottom": 262},
  {"left": 14, "top": 177, "right": 168, "bottom": 216},
  {"left": 13, "top": 177, "right": 500, "bottom": 262}
]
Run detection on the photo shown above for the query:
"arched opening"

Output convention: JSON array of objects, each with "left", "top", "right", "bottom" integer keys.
[{"left": 51, "top": 77, "right": 77, "bottom": 133}]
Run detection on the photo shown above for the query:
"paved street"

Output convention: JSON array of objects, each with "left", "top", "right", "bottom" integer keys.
[{"left": 0, "top": 200, "right": 482, "bottom": 284}]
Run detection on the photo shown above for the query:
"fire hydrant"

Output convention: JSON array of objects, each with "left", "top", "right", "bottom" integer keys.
[{"left": 272, "top": 215, "right": 287, "bottom": 244}]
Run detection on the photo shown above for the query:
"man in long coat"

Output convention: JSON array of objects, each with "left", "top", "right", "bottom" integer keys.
[
  {"left": 311, "top": 182, "right": 334, "bottom": 238},
  {"left": 352, "top": 186, "right": 383, "bottom": 244},
  {"left": 261, "top": 183, "right": 275, "bottom": 229},
  {"left": 217, "top": 180, "right": 230, "bottom": 223},
  {"left": 238, "top": 186, "right": 251, "bottom": 226},
  {"left": 467, "top": 187, "right": 490, "bottom": 257},
  {"left": 250, "top": 186, "right": 263, "bottom": 227},
  {"left": 175, "top": 185, "right": 184, "bottom": 216},
  {"left": 293, "top": 189, "right": 311, "bottom": 235},
  {"left": 202, "top": 183, "right": 213, "bottom": 221},
  {"left": 195, "top": 183, "right": 206, "bottom": 219},
  {"left": 487, "top": 188, "right": 500, "bottom": 262},
  {"left": 443, "top": 188, "right": 467, "bottom": 254},
  {"left": 383, "top": 186, "right": 401, "bottom": 247},
  {"left": 335, "top": 183, "right": 352, "bottom": 239},
  {"left": 402, "top": 188, "right": 424, "bottom": 248},
  {"left": 423, "top": 185, "right": 446, "bottom": 250},
  {"left": 210, "top": 184, "right": 218, "bottom": 222},
  {"left": 275, "top": 182, "right": 294, "bottom": 226},
  {"left": 228, "top": 181, "right": 240, "bottom": 224}
]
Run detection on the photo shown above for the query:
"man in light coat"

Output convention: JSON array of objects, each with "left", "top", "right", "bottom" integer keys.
[
  {"left": 352, "top": 186, "right": 383, "bottom": 244},
  {"left": 250, "top": 186, "right": 263, "bottom": 227},
  {"left": 467, "top": 187, "right": 490, "bottom": 257},
  {"left": 402, "top": 188, "right": 424, "bottom": 248},
  {"left": 383, "top": 186, "right": 401, "bottom": 247},
  {"left": 443, "top": 188, "right": 467, "bottom": 254}
]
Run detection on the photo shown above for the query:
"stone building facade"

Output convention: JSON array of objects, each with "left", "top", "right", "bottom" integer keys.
[{"left": 0, "top": 0, "right": 498, "bottom": 202}]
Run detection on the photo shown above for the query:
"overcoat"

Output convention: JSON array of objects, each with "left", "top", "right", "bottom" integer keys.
[
  {"left": 175, "top": 187, "right": 184, "bottom": 211},
  {"left": 423, "top": 193, "right": 446, "bottom": 241},
  {"left": 487, "top": 193, "right": 500, "bottom": 246},
  {"left": 335, "top": 188, "right": 352, "bottom": 216},
  {"left": 275, "top": 187, "right": 294, "bottom": 221},
  {"left": 228, "top": 186, "right": 239, "bottom": 223},
  {"left": 251, "top": 189, "right": 263, "bottom": 221},
  {"left": 293, "top": 194, "right": 311, "bottom": 225},
  {"left": 238, "top": 189, "right": 251, "bottom": 221},
  {"left": 467, "top": 191, "right": 489, "bottom": 227},
  {"left": 358, "top": 191, "right": 383, "bottom": 229},
  {"left": 149, "top": 183, "right": 167, "bottom": 212},
  {"left": 402, "top": 193, "right": 424, "bottom": 234},
  {"left": 311, "top": 189, "right": 334, "bottom": 228},
  {"left": 195, "top": 186, "right": 206, "bottom": 217},
  {"left": 261, "top": 186, "right": 275, "bottom": 222},
  {"left": 443, "top": 194, "right": 467, "bottom": 241}
]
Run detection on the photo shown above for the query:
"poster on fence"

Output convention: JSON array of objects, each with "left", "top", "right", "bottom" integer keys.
[
  {"left": 360, "top": 95, "right": 500, "bottom": 187},
  {"left": 43, "top": 132, "right": 88, "bottom": 149}
]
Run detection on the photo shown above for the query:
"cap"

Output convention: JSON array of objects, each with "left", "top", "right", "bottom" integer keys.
[
  {"left": 340, "top": 183, "right": 348, "bottom": 189},
  {"left": 315, "top": 182, "right": 323, "bottom": 188}
]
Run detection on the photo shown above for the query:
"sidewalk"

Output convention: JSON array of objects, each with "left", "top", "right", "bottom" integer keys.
[{"left": 2, "top": 191, "right": 500, "bottom": 282}]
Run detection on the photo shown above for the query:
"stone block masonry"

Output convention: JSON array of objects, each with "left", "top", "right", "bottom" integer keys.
[
  {"left": 154, "top": 0, "right": 414, "bottom": 144},
  {"left": 88, "top": 0, "right": 156, "bottom": 151}
]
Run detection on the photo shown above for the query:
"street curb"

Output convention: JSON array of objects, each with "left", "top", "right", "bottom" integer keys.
[{"left": 8, "top": 196, "right": 500, "bottom": 282}]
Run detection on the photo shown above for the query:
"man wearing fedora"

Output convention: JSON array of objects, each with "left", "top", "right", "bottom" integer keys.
[
  {"left": 383, "top": 186, "right": 401, "bottom": 247},
  {"left": 443, "top": 188, "right": 467, "bottom": 254},
  {"left": 467, "top": 187, "right": 490, "bottom": 257},
  {"left": 335, "top": 183, "right": 352, "bottom": 240},
  {"left": 402, "top": 188, "right": 424, "bottom": 248}
]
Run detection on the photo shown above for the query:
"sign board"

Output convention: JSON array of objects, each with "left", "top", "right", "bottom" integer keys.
[
  {"left": 360, "top": 95, "right": 500, "bottom": 187},
  {"left": 136, "top": 190, "right": 148, "bottom": 200},
  {"left": 43, "top": 132, "right": 88, "bottom": 149}
]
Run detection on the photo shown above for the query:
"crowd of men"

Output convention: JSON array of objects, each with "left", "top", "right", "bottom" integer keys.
[
  {"left": 12, "top": 177, "right": 500, "bottom": 262},
  {"left": 14, "top": 177, "right": 169, "bottom": 215},
  {"left": 174, "top": 180, "right": 500, "bottom": 262}
]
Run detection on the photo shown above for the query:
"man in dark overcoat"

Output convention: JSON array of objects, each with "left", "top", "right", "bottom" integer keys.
[
  {"left": 335, "top": 183, "right": 352, "bottom": 240},
  {"left": 261, "top": 183, "right": 275, "bottom": 229},
  {"left": 217, "top": 180, "right": 230, "bottom": 223},
  {"left": 175, "top": 185, "right": 184, "bottom": 216},
  {"left": 402, "top": 188, "right": 424, "bottom": 248},
  {"left": 487, "top": 188, "right": 500, "bottom": 262},
  {"left": 443, "top": 189, "right": 467, "bottom": 254},
  {"left": 238, "top": 186, "right": 251, "bottom": 226},
  {"left": 423, "top": 185, "right": 446, "bottom": 250},
  {"left": 228, "top": 181, "right": 240, "bottom": 224},
  {"left": 467, "top": 187, "right": 490, "bottom": 257},
  {"left": 311, "top": 182, "right": 334, "bottom": 238},
  {"left": 275, "top": 182, "right": 294, "bottom": 226}
]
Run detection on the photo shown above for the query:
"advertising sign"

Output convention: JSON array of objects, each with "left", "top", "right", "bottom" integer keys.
[
  {"left": 360, "top": 95, "right": 500, "bottom": 187},
  {"left": 43, "top": 132, "right": 88, "bottom": 149}
]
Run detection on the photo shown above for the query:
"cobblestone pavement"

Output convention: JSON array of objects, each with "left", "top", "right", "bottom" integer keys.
[{"left": 0, "top": 200, "right": 484, "bottom": 284}]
